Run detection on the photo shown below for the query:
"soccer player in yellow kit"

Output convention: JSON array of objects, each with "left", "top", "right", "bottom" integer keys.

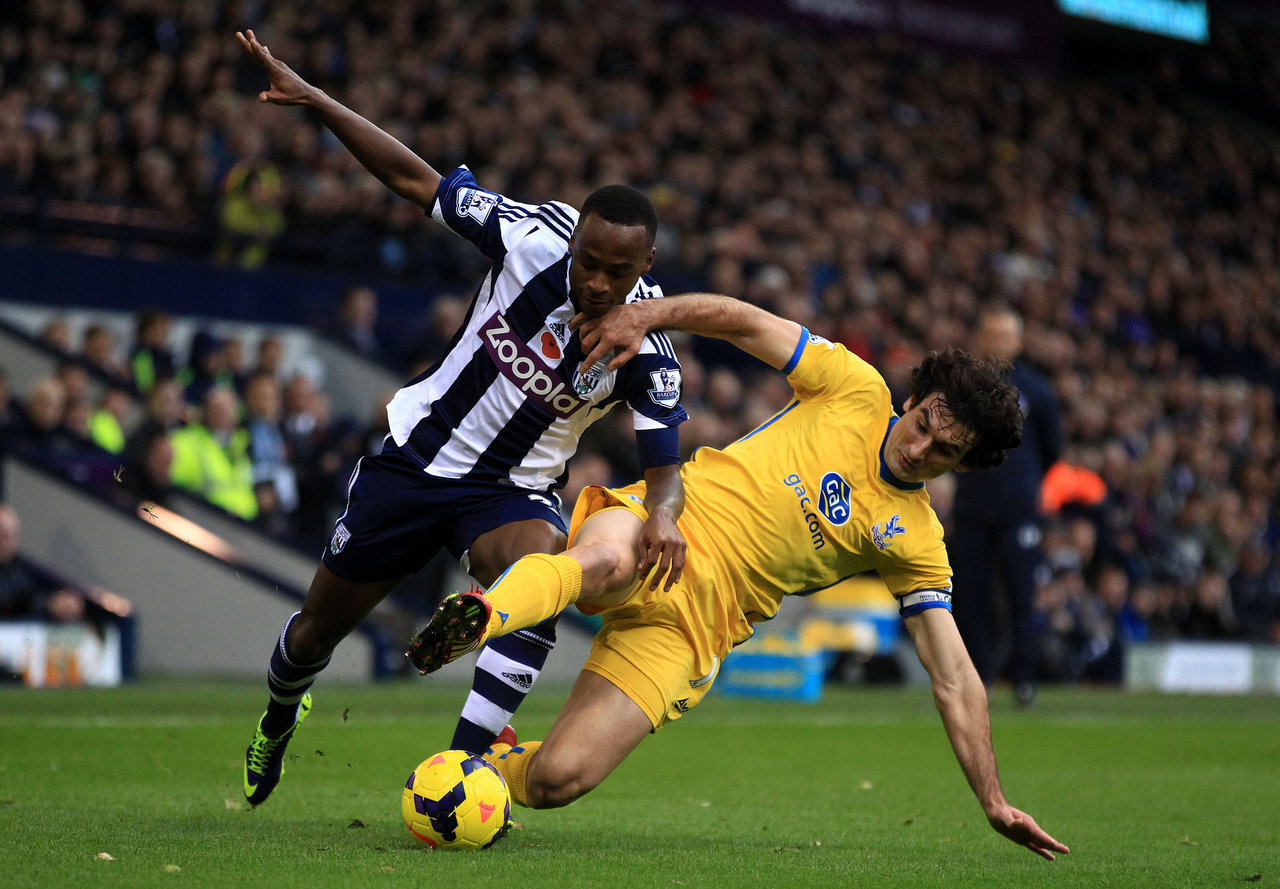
[{"left": 408, "top": 292, "right": 1070, "bottom": 861}]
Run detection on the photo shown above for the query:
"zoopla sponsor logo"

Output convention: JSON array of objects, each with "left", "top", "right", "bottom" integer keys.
[{"left": 481, "top": 312, "right": 586, "bottom": 418}]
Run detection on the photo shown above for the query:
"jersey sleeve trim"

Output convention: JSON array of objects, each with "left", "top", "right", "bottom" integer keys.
[
  {"left": 781, "top": 326, "right": 810, "bottom": 375},
  {"left": 898, "top": 588, "right": 953, "bottom": 617}
]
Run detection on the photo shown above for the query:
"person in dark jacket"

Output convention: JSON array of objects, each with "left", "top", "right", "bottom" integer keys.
[{"left": 951, "top": 307, "right": 1062, "bottom": 706}]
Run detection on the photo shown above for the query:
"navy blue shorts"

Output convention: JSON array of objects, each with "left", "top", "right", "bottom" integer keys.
[{"left": 321, "top": 447, "right": 567, "bottom": 583}]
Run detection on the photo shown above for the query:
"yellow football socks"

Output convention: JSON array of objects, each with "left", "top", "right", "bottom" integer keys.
[
  {"left": 485, "top": 553, "right": 582, "bottom": 639},
  {"left": 485, "top": 740, "right": 541, "bottom": 807}
]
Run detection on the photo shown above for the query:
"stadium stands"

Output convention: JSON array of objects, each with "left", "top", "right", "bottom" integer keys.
[{"left": 1, "top": 0, "right": 1277, "bottom": 682}]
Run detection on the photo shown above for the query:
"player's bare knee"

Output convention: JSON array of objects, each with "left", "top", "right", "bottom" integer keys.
[
  {"left": 575, "top": 541, "right": 638, "bottom": 604},
  {"left": 526, "top": 765, "right": 594, "bottom": 809},
  {"left": 528, "top": 781, "right": 588, "bottom": 809}
]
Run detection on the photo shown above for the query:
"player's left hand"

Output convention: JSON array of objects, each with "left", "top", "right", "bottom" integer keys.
[
  {"left": 636, "top": 508, "right": 685, "bottom": 592},
  {"left": 987, "top": 804, "right": 1070, "bottom": 861},
  {"left": 572, "top": 304, "right": 647, "bottom": 374}
]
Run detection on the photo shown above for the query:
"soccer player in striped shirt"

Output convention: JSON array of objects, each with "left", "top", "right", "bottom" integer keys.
[{"left": 235, "top": 30, "right": 688, "bottom": 806}]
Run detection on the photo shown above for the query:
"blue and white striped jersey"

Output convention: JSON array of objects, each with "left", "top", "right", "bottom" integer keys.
[{"left": 385, "top": 166, "right": 687, "bottom": 493}]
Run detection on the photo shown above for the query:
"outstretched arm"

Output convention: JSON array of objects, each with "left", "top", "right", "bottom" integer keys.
[
  {"left": 903, "top": 607, "right": 1070, "bottom": 861},
  {"left": 235, "top": 30, "right": 441, "bottom": 209},
  {"left": 575, "top": 292, "right": 802, "bottom": 373}
]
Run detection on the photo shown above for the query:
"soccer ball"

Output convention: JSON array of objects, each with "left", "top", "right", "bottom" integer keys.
[{"left": 401, "top": 749, "right": 512, "bottom": 850}]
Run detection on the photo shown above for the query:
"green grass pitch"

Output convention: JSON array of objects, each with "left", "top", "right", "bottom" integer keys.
[{"left": 2, "top": 680, "right": 1276, "bottom": 888}]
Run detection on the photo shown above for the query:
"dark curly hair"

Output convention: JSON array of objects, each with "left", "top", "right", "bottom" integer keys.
[
  {"left": 581, "top": 184, "right": 658, "bottom": 246},
  {"left": 908, "top": 347, "right": 1023, "bottom": 471}
]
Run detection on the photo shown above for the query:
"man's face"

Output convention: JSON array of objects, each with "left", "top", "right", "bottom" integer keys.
[
  {"left": 567, "top": 213, "right": 655, "bottom": 319},
  {"left": 883, "top": 392, "right": 975, "bottom": 483}
]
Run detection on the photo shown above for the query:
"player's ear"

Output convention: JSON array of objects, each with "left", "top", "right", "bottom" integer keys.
[
  {"left": 642, "top": 245, "right": 655, "bottom": 273},
  {"left": 901, "top": 395, "right": 917, "bottom": 414}
]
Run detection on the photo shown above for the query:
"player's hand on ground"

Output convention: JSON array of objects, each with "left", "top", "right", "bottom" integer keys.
[
  {"left": 987, "top": 805, "right": 1070, "bottom": 860},
  {"left": 236, "top": 30, "right": 314, "bottom": 105},
  {"left": 637, "top": 508, "right": 685, "bottom": 592},
  {"left": 573, "top": 304, "right": 647, "bottom": 373}
]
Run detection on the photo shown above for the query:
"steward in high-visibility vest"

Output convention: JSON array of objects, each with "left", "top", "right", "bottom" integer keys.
[{"left": 169, "top": 386, "right": 258, "bottom": 520}]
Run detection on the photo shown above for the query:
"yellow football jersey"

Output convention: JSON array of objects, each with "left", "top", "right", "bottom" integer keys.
[{"left": 678, "top": 330, "right": 952, "bottom": 631}]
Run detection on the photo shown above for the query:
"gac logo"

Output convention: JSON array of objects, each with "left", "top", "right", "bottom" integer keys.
[{"left": 818, "top": 472, "right": 851, "bottom": 526}]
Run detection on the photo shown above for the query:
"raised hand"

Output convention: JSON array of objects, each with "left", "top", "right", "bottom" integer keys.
[{"left": 235, "top": 30, "right": 315, "bottom": 106}]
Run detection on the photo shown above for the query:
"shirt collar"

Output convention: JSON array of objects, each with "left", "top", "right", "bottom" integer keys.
[{"left": 879, "top": 416, "right": 924, "bottom": 491}]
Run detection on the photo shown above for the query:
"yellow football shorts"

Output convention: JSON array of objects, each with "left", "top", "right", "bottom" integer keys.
[{"left": 568, "top": 484, "right": 753, "bottom": 730}]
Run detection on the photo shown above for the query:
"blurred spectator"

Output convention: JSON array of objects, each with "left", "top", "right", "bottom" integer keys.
[
  {"left": 87, "top": 386, "right": 133, "bottom": 454},
  {"left": 243, "top": 371, "right": 299, "bottom": 519},
  {"left": 39, "top": 318, "right": 71, "bottom": 353},
  {"left": 345, "top": 390, "right": 394, "bottom": 466},
  {"left": 223, "top": 335, "right": 249, "bottom": 393},
  {"left": 217, "top": 160, "right": 286, "bottom": 269},
  {"left": 1179, "top": 570, "right": 1237, "bottom": 640},
  {"left": 80, "top": 323, "right": 127, "bottom": 379},
  {"left": 116, "top": 425, "right": 176, "bottom": 509},
  {"left": 281, "top": 374, "right": 346, "bottom": 541},
  {"left": 7, "top": 376, "right": 73, "bottom": 456},
  {"left": 401, "top": 294, "right": 467, "bottom": 373},
  {"left": 1154, "top": 491, "right": 1214, "bottom": 588},
  {"left": 1034, "top": 550, "right": 1112, "bottom": 684},
  {"left": 328, "top": 284, "right": 392, "bottom": 362},
  {"left": 1041, "top": 448, "right": 1108, "bottom": 516},
  {"left": 129, "top": 308, "right": 176, "bottom": 394},
  {"left": 125, "top": 377, "right": 186, "bottom": 455},
  {"left": 168, "top": 385, "right": 257, "bottom": 520},
  {"left": 179, "top": 330, "right": 235, "bottom": 407},
  {"left": 252, "top": 334, "right": 287, "bottom": 381},
  {"left": 1087, "top": 561, "right": 1145, "bottom": 684},
  {"left": 0, "top": 503, "right": 85, "bottom": 623},
  {"left": 54, "top": 363, "right": 91, "bottom": 409},
  {"left": 1229, "top": 539, "right": 1280, "bottom": 643},
  {"left": 951, "top": 307, "right": 1062, "bottom": 706}
]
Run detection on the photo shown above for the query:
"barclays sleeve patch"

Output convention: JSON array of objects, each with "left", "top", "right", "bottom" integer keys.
[
  {"left": 648, "top": 368, "right": 682, "bottom": 408},
  {"left": 455, "top": 187, "right": 499, "bottom": 224}
]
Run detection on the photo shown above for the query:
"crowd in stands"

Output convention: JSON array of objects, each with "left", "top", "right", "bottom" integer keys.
[
  {"left": 1, "top": 308, "right": 383, "bottom": 549},
  {"left": 1, "top": 0, "right": 1279, "bottom": 683}
]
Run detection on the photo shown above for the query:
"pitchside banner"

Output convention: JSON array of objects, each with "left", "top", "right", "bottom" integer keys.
[{"left": 688, "top": 0, "right": 1062, "bottom": 66}]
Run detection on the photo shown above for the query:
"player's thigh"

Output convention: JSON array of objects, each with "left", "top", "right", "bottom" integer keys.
[
  {"left": 467, "top": 518, "right": 568, "bottom": 587},
  {"left": 532, "top": 669, "right": 652, "bottom": 797},
  {"left": 568, "top": 506, "right": 648, "bottom": 602},
  {"left": 454, "top": 485, "right": 568, "bottom": 585}
]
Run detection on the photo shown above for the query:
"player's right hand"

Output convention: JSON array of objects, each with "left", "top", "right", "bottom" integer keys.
[
  {"left": 573, "top": 304, "right": 647, "bottom": 374},
  {"left": 987, "top": 805, "right": 1070, "bottom": 861},
  {"left": 235, "top": 30, "right": 314, "bottom": 106}
]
